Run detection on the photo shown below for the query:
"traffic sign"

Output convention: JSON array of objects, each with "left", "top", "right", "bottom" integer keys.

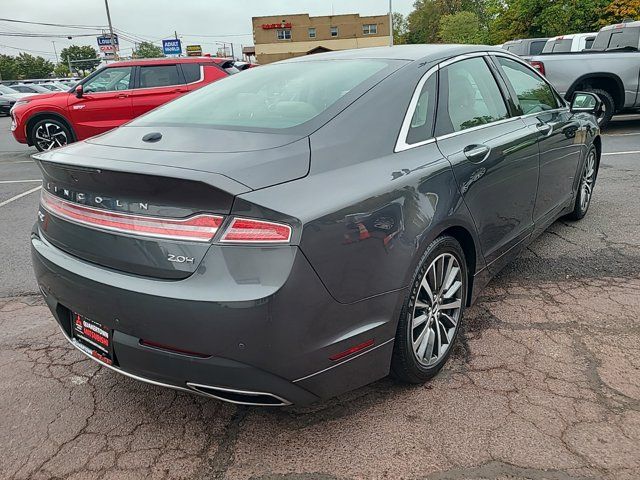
[
  {"left": 162, "top": 39, "right": 182, "bottom": 55},
  {"left": 186, "top": 45, "right": 202, "bottom": 56}
]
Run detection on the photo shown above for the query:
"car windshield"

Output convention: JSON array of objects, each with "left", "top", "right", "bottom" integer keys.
[
  {"left": 0, "top": 85, "right": 19, "bottom": 95},
  {"left": 135, "top": 59, "right": 391, "bottom": 130}
]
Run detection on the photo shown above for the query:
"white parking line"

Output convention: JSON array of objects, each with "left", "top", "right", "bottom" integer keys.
[
  {"left": 0, "top": 160, "right": 34, "bottom": 164},
  {"left": 0, "top": 185, "right": 41, "bottom": 208},
  {"left": 603, "top": 132, "right": 640, "bottom": 136},
  {"left": 0, "top": 179, "right": 41, "bottom": 184},
  {"left": 603, "top": 150, "right": 640, "bottom": 156}
]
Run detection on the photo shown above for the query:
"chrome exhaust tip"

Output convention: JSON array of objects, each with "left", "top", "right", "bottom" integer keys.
[{"left": 186, "top": 382, "right": 291, "bottom": 406}]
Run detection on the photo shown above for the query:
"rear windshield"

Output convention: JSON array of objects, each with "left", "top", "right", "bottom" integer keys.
[
  {"left": 529, "top": 40, "right": 547, "bottom": 55},
  {"left": 136, "top": 59, "right": 391, "bottom": 130},
  {"left": 542, "top": 39, "right": 572, "bottom": 53},
  {"left": 503, "top": 43, "right": 524, "bottom": 55},
  {"left": 593, "top": 27, "right": 640, "bottom": 50}
]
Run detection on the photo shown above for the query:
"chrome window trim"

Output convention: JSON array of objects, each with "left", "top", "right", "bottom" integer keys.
[{"left": 395, "top": 50, "right": 570, "bottom": 153}]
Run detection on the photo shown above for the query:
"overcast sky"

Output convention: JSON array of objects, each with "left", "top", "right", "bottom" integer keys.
[{"left": 0, "top": 0, "right": 415, "bottom": 62}]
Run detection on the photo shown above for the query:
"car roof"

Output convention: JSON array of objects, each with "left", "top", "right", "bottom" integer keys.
[
  {"left": 281, "top": 44, "right": 505, "bottom": 64},
  {"left": 106, "top": 57, "right": 231, "bottom": 67}
]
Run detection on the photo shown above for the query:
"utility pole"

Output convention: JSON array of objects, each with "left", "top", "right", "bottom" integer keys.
[
  {"left": 174, "top": 31, "right": 181, "bottom": 56},
  {"left": 230, "top": 43, "right": 235, "bottom": 60},
  {"left": 104, "top": 0, "right": 118, "bottom": 60},
  {"left": 389, "top": 0, "right": 394, "bottom": 47},
  {"left": 52, "top": 41, "right": 59, "bottom": 64}
]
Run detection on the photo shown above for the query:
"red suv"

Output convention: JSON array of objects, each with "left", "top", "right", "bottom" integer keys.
[{"left": 11, "top": 57, "right": 235, "bottom": 151}]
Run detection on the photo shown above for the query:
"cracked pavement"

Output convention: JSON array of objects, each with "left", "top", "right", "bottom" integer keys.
[{"left": 0, "top": 116, "right": 639, "bottom": 479}]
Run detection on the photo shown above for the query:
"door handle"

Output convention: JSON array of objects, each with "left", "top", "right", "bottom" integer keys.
[
  {"left": 463, "top": 144, "right": 490, "bottom": 163},
  {"left": 173, "top": 88, "right": 187, "bottom": 93},
  {"left": 117, "top": 93, "right": 129, "bottom": 99},
  {"left": 536, "top": 122, "right": 552, "bottom": 135}
]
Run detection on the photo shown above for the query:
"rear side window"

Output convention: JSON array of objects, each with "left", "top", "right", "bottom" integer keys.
[
  {"left": 406, "top": 73, "right": 437, "bottom": 145},
  {"left": 136, "top": 59, "right": 391, "bottom": 130},
  {"left": 181, "top": 63, "right": 202, "bottom": 83},
  {"left": 139, "top": 65, "right": 183, "bottom": 88},
  {"left": 435, "top": 57, "right": 508, "bottom": 135},
  {"left": 529, "top": 40, "right": 547, "bottom": 55},
  {"left": 496, "top": 57, "right": 559, "bottom": 114}
]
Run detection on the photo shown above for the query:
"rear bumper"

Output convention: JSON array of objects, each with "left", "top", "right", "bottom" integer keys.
[{"left": 32, "top": 229, "right": 400, "bottom": 405}]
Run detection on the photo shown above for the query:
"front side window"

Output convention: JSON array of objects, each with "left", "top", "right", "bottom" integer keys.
[
  {"left": 276, "top": 29, "right": 291, "bottom": 40},
  {"left": 330, "top": 26, "right": 338, "bottom": 37},
  {"left": 435, "top": 57, "right": 508, "bottom": 135},
  {"left": 135, "top": 59, "right": 390, "bottom": 130},
  {"left": 139, "top": 65, "right": 183, "bottom": 88},
  {"left": 363, "top": 24, "right": 378, "bottom": 35},
  {"left": 83, "top": 67, "right": 132, "bottom": 93},
  {"left": 308, "top": 27, "right": 316, "bottom": 38},
  {"left": 496, "top": 57, "right": 559, "bottom": 115},
  {"left": 406, "top": 74, "right": 437, "bottom": 145}
]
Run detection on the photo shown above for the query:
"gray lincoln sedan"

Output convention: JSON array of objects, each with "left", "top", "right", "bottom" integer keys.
[{"left": 31, "top": 45, "right": 601, "bottom": 406}]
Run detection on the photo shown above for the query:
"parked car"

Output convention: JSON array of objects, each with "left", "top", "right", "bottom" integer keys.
[
  {"left": 528, "top": 21, "right": 640, "bottom": 126},
  {"left": 10, "top": 57, "right": 233, "bottom": 151},
  {"left": 31, "top": 45, "right": 602, "bottom": 406},
  {"left": 39, "top": 82, "right": 70, "bottom": 92},
  {"left": 0, "top": 98, "right": 13, "bottom": 116},
  {"left": 0, "top": 84, "right": 33, "bottom": 102},
  {"left": 234, "top": 61, "right": 258, "bottom": 71},
  {"left": 10, "top": 83, "right": 53, "bottom": 94},
  {"left": 502, "top": 37, "right": 549, "bottom": 56},
  {"left": 542, "top": 33, "right": 597, "bottom": 53}
]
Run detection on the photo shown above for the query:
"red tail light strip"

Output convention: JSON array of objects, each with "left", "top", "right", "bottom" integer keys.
[
  {"left": 220, "top": 217, "right": 292, "bottom": 243},
  {"left": 40, "top": 189, "right": 223, "bottom": 242}
]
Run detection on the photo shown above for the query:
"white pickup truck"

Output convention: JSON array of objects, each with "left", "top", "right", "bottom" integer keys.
[{"left": 526, "top": 21, "right": 640, "bottom": 127}]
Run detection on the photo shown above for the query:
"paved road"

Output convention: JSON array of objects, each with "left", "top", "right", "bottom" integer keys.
[{"left": 0, "top": 115, "right": 639, "bottom": 479}]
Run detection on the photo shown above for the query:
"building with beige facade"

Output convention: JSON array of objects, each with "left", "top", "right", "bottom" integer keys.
[{"left": 251, "top": 13, "right": 390, "bottom": 64}]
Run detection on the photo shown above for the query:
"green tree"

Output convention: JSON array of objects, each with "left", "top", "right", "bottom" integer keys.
[
  {"left": 14, "top": 53, "right": 54, "bottom": 79},
  {"left": 0, "top": 54, "right": 19, "bottom": 81},
  {"left": 393, "top": 12, "right": 409, "bottom": 44},
  {"left": 406, "top": 0, "right": 444, "bottom": 43},
  {"left": 53, "top": 63, "right": 71, "bottom": 77},
  {"left": 133, "top": 41, "right": 164, "bottom": 58},
  {"left": 60, "top": 45, "right": 100, "bottom": 76},
  {"left": 599, "top": 0, "right": 640, "bottom": 25},
  {"left": 439, "top": 11, "right": 486, "bottom": 43}
]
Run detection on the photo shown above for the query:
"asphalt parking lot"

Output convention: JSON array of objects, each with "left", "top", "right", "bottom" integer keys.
[{"left": 0, "top": 114, "right": 639, "bottom": 480}]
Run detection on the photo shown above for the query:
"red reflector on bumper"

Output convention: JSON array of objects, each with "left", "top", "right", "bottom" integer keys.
[
  {"left": 40, "top": 189, "right": 223, "bottom": 242},
  {"left": 329, "top": 339, "right": 375, "bottom": 361}
]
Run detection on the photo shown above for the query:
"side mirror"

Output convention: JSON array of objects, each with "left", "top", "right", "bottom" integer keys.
[
  {"left": 570, "top": 91, "right": 601, "bottom": 114},
  {"left": 75, "top": 84, "right": 83, "bottom": 98}
]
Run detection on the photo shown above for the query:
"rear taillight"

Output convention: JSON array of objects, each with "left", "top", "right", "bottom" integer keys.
[
  {"left": 529, "top": 60, "right": 545, "bottom": 76},
  {"left": 220, "top": 217, "right": 292, "bottom": 243},
  {"left": 41, "top": 190, "right": 223, "bottom": 242}
]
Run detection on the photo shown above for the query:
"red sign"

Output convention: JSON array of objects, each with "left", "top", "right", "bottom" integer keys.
[{"left": 262, "top": 22, "right": 292, "bottom": 29}]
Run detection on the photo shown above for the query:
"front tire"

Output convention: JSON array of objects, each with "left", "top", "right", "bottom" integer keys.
[
  {"left": 391, "top": 236, "right": 468, "bottom": 383},
  {"left": 587, "top": 88, "right": 614, "bottom": 128},
  {"left": 566, "top": 145, "right": 598, "bottom": 221},
  {"left": 31, "top": 118, "right": 72, "bottom": 152}
]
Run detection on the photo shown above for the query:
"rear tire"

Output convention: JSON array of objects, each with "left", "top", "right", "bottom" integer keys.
[
  {"left": 586, "top": 88, "right": 614, "bottom": 128},
  {"left": 30, "top": 118, "right": 72, "bottom": 152},
  {"left": 391, "top": 236, "right": 468, "bottom": 383},
  {"left": 566, "top": 145, "right": 598, "bottom": 221}
]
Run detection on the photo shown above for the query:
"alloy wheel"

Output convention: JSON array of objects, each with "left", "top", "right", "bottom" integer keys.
[
  {"left": 411, "top": 253, "right": 463, "bottom": 367},
  {"left": 34, "top": 122, "right": 68, "bottom": 151},
  {"left": 580, "top": 149, "right": 596, "bottom": 212}
]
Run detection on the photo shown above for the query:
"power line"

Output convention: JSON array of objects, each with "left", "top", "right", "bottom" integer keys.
[
  {"left": 0, "top": 32, "right": 98, "bottom": 38},
  {"left": 0, "top": 17, "right": 105, "bottom": 30}
]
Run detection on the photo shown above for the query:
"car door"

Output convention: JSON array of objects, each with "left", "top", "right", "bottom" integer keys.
[
  {"left": 67, "top": 66, "right": 134, "bottom": 138},
  {"left": 491, "top": 55, "right": 582, "bottom": 223},
  {"left": 130, "top": 64, "right": 187, "bottom": 117},
  {"left": 434, "top": 56, "right": 540, "bottom": 272}
]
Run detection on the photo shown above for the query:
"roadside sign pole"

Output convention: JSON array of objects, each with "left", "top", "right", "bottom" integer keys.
[
  {"left": 389, "top": 0, "right": 394, "bottom": 47},
  {"left": 104, "top": 0, "right": 118, "bottom": 60}
]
